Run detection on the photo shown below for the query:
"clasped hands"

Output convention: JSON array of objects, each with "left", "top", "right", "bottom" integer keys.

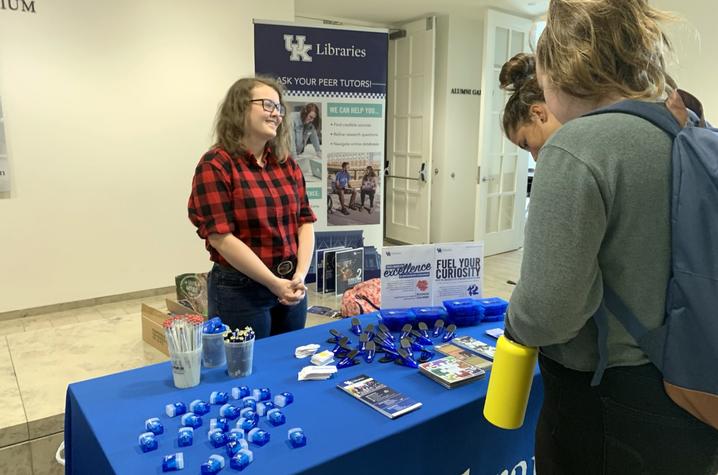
[{"left": 271, "top": 275, "right": 307, "bottom": 306}]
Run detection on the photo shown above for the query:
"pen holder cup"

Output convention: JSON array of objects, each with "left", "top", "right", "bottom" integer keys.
[
  {"left": 170, "top": 347, "right": 202, "bottom": 389},
  {"left": 225, "top": 339, "right": 255, "bottom": 378},
  {"left": 202, "top": 325, "right": 229, "bottom": 368},
  {"left": 483, "top": 335, "right": 538, "bottom": 429}
]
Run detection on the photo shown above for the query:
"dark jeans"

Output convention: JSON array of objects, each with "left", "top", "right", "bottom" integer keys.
[
  {"left": 360, "top": 189, "right": 375, "bottom": 208},
  {"left": 207, "top": 264, "right": 307, "bottom": 339},
  {"left": 536, "top": 354, "right": 718, "bottom": 475}
]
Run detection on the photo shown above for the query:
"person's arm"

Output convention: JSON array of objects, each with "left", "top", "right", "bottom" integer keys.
[
  {"left": 308, "top": 124, "right": 321, "bottom": 154},
  {"left": 208, "top": 233, "right": 303, "bottom": 304},
  {"left": 505, "top": 144, "right": 606, "bottom": 347},
  {"left": 292, "top": 222, "right": 315, "bottom": 283}
]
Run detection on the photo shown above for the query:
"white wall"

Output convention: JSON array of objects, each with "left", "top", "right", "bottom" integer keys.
[
  {"left": 430, "top": 14, "right": 484, "bottom": 243},
  {"left": 0, "top": 0, "right": 294, "bottom": 312},
  {"left": 654, "top": 0, "right": 717, "bottom": 121}
]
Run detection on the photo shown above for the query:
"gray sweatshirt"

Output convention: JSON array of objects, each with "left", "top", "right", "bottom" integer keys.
[{"left": 505, "top": 111, "right": 672, "bottom": 372}]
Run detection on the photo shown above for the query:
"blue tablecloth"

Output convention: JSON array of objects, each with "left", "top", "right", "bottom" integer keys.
[{"left": 65, "top": 314, "right": 542, "bottom": 475}]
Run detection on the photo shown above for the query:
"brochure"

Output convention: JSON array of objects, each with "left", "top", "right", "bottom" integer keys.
[
  {"left": 435, "top": 342, "right": 493, "bottom": 371},
  {"left": 316, "top": 246, "right": 346, "bottom": 293},
  {"left": 418, "top": 356, "right": 486, "bottom": 389},
  {"left": 335, "top": 248, "right": 364, "bottom": 295},
  {"left": 451, "top": 335, "right": 497, "bottom": 361},
  {"left": 337, "top": 374, "right": 422, "bottom": 419}
]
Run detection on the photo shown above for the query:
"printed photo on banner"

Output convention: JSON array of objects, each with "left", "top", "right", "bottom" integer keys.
[
  {"left": 327, "top": 152, "right": 381, "bottom": 226},
  {"left": 287, "top": 101, "right": 322, "bottom": 185}
]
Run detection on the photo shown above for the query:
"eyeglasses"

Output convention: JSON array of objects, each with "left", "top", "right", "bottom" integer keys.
[{"left": 249, "top": 98, "right": 286, "bottom": 117}]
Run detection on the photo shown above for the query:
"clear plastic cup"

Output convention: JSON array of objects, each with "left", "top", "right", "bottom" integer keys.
[
  {"left": 225, "top": 339, "right": 254, "bottom": 378},
  {"left": 170, "top": 347, "right": 202, "bottom": 388},
  {"left": 202, "top": 325, "right": 229, "bottom": 368}
]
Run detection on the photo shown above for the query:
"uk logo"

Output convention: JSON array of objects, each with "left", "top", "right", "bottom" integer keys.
[{"left": 284, "top": 34, "right": 313, "bottom": 62}]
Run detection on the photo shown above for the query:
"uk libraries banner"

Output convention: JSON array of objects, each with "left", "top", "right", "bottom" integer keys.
[{"left": 254, "top": 21, "right": 388, "bottom": 232}]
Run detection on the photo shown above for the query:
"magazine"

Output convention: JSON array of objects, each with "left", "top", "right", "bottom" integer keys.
[
  {"left": 435, "top": 342, "right": 493, "bottom": 371},
  {"left": 337, "top": 374, "right": 422, "bottom": 419},
  {"left": 335, "top": 248, "right": 364, "bottom": 295},
  {"left": 451, "top": 336, "right": 496, "bottom": 361},
  {"left": 418, "top": 356, "right": 486, "bottom": 389},
  {"left": 316, "top": 246, "right": 346, "bottom": 293}
]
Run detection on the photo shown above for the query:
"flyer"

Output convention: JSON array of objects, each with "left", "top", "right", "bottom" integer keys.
[
  {"left": 432, "top": 242, "right": 485, "bottom": 303},
  {"left": 380, "top": 245, "right": 434, "bottom": 308}
]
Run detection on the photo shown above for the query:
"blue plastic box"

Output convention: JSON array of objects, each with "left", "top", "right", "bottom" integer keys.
[
  {"left": 475, "top": 297, "right": 508, "bottom": 322},
  {"left": 378, "top": 308, "right": 417, "bottom": 332},
  {"left": 410, "top": 306, "right": 448, "bottom": 327},
  {"left": 442, "top": 298, "right": 485, "bottom": 327}
]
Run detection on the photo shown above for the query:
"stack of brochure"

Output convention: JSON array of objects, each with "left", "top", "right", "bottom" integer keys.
[{"left": 418, "top": 356, "right": 486, "bottom": 389}]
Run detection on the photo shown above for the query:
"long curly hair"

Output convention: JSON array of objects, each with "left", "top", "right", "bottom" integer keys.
[
  {"left": 214, "top": 76, "right": 291, "bottom": 163},
  {"left": 536, "top": 0, "right": 675, "bottom": 101}
]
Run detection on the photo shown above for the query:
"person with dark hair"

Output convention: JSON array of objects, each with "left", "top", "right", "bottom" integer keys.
[
  {"left": 188, "top": 76, "right": 317, "bottom": 339},
  {"left": 504, "top": 1, "right": 718, "bottom": 473},
  {"left": 333, "top": 161, "right": 356, "bottom": 215},
  {"left": 359, "top": 166, "right": 377, "bottom": 213},
  {"left": 499, "top": 52, "right": 561, "bottom": 160},
  {"left": 291, "top": 102, "right": 321, "bottom": 157}
]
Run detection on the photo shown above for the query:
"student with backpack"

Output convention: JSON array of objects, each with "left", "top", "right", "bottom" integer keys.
[{"left": 503, "top": 1, "right": 718, "bottom": 474}]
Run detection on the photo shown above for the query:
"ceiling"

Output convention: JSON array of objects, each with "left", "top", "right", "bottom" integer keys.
[{"left": 294, "top": 0, "right": 548, "bottom": 26}]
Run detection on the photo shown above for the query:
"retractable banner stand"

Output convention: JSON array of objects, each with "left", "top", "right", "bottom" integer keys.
[{"left": 254, "top": 21, "right": 388, "bottom": 236}]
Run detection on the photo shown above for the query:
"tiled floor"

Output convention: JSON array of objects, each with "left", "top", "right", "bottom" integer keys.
[{"left": 0, "top": 249, "right": 522, "bottom": 474}]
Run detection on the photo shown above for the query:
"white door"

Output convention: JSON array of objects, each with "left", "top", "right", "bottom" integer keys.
[
  {"left": 385, "top": 17, "right": 435, "bottom": 244},
  {"left": 474, "top": 10, "right": 532, "bottom": 256}
]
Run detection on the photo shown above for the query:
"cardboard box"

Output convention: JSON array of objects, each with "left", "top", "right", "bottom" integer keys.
[{"left": 141, "top": 299, "right": 198, "bottom": 356}]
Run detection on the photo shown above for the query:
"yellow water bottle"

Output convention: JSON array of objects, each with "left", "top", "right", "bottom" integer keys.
[{"left": 483, "top": 335, "right": 538, "bottom": 429}]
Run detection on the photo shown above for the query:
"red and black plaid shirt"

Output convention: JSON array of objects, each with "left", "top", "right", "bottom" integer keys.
[{"left": 188, "top": 146, "right": 316, "bottom": 270}]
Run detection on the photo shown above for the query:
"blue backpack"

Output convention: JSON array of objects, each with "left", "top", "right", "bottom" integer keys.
[{"left": 586, "top": 92, "right": 718, "bottom": 430}]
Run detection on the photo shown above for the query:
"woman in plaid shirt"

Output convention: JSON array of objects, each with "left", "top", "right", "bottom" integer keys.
[{"left": 188, "top": 77, "right": 317, "bottom": 338}]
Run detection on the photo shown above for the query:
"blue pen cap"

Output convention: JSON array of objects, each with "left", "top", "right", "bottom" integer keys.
[
  {"left": 267, "top": 408, "right": 286, "bottom": 427},
  {"left": 273, "top": 392, "right": 294, "bottom": 407},
  {"left": 241, "top": 396, "right": 257, "bottom": 410},
  {"left": 256, "top": 401, "right": 275, "bottom": 416},
  {"left": 230, "top": 449, "right": 254, "bottom": 471},
  {"left": 208, "top": 428, "right": 228, "bottom": 448},
  {"left": 252, "top": 387, "right": 271, "bottom": 401},
  {"left": 231, "top": 385, "right": 250, "bottom": 400},
  {"left": 226, "top": 428, "right": 245, "bottom": 443},
  {"left": 247, "top": 427, "right": 271, "bottom": 446},
  {"left": 209, "top": 417, "right": 229, "bottom": 432},
  {"left": 138, "top": 432, "right": 158, "bottom": 452},
  {"left": 180, "top": 413, "right": 202, "bottom": 429},
  {"left": 177, "top": 427, "right": 193, "bottom": 447},
  {"left": 189, "top": 399, "right": 210, "bottom": 415},
  {"left": 236, "top": 416, "right": 257, "bottom": 432},
  {"left": 200, "top": 454, "right": 225, "bottom": 475},
  {"left": 165, "top": 402, "right": 187, "bottom": 418},
  {"left": 239, "top": 408, "right": 258, "bottom": 422},
  {"left": 203, "top": 317, "right": 225, "bottom": 334},
  {"left": 209, "top": 391, "right": 230, "bottom": 405},
  {"left": 161, "top": 452, "right": 184, "bottom": 472},
  {"left": 144, "top": 417, "right": 164, "bottom": 435},
  {"left": 219, "top": 404, "right": 241, "bottom": 420},
  {"left": 288, "top": 427, "right": 307, "bottom": 448}
]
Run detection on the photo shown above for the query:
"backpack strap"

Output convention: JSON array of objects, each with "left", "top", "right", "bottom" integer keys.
[
  {"left": 584, "top": 99, "right": 682, "bottom": 138},
  {"left": 584, "top": 100, "right": 678, "bottom": 385}
]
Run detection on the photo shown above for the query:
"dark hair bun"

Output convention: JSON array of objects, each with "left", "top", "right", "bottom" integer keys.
[{"left": 499, "top": 53, "right": 537, "bottom": 92}]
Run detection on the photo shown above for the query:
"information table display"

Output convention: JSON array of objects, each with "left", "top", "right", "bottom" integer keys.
[{"left": 64, "top": 314, "right": 542, "bottom": 475}]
